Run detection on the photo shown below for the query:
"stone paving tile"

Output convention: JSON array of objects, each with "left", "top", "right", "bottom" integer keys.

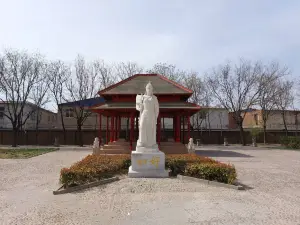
[{"left": 1, "top": 147, "right": 300, "bottom": 225}]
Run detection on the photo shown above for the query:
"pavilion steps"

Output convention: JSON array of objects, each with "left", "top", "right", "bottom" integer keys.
[
  {"left": 99, "top": 139, "right": 187, "bottom": 154},
  {"left": 159, "top": 142, "right": 188, "bottom": 154}
]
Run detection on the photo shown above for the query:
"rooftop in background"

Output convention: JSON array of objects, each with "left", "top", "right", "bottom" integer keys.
[
  {"left": 241, "top": 108, "right": 300, "bottom": 113},
  {"left": 98, "top": 74, "right": 193, "bottom": 96},
  {"left": 59, "top": 97, "right": 105, "bottom": 107},
  {"left": 200, "top": 106, "right": 228, "bottom": 110},
  {"left": 0, "top": 101, "right": 56, "bottom": 114}
]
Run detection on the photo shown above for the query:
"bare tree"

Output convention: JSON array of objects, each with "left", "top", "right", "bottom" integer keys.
[
  {"left": 184, "top": 73, "right": 212, "bottom": 138},
  {"left": 147, "top": 63, "right": 186, "bottom": 84},
  {"left": 184, "top": 73, "right": 203, "bottom": 136},
  {"left": 0, "top": 49, "right": 46, "bottom": 147},
  {"left": 206, "top": 59, "right": 263, "bottom": 145},
  {"left": 257, "top": 62, "right": 289, "bottom": 144},
  {"left": 65, "top": 55, "right": 100, "bottom": 146},
  {"left": 93, "top": 59, "right": 115, "bottom": 90},
  {"left": 48, "top": 60, "right": 70, "bottom": 144},
  {"left": 294, "top": 80, "right": 300, "bottom": 136},
  {"left": 115, "top": 62, "right": 143, "bottom": 81},
  {"left": 30, "top": 72, "right": 51, "bottom": 144},
  {"left": 275, "top": 80, "right": 294, "bottom": 136},
  {"left": 114, "top": 61, "right": 144, "bottom": 133}
]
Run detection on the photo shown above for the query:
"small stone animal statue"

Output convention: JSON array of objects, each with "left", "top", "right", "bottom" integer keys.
[
  {"left": 93, "top": 137, "right": 100, "bottom": 155},
  {"left": 187, "top": 138, "right": 195, "bottom": 153}
]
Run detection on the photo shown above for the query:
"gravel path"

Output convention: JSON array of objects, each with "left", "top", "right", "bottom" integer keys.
[{"left": 1, "top": 147, "right": 300, "bottom": 225}]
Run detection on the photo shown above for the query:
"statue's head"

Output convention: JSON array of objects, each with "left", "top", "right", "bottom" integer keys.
[
  {"left": 189, "top": 138, "right": 193, "bottom": 143},
  {"left": 145, "top": 81, "right": 153, "bottom": 96}
]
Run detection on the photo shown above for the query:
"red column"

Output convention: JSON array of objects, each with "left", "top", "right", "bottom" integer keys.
[
  {"left": 176, "top": 115, "right": 180, "bottom": 142},
  {"left": 113, "top": 116, "right": 116, "bottom": 142},
  {"left": 110, "top": 116, "right": 114, "bottom": 142},
  {"left": 182, "top": 116, "right": 185, "bottom": 144},
  {"left": 99, "top": 113, "right": 102, "bottom": 145},
  {"left": 114, "top": 116, "right": 118, "bottom": 141},
  {"left": 130, "top": 113, "right": 134, "bottom": 151},
  {"left": 118, "top": 116, "right": 121, "bottom": 139},
  {"left": 106, "top": 116, "right": 109, "bottom": 144},
  {"left": 135, "top": 114, "right": 138, "bottom": 141},
  {"left": 157, "top": 114, "right": 161, "bottom": 148},
  {"left": 173, "top": 117, "right": 175, "bottom": 141},
  {"left": 188, "top": 114, "right": 191, "bottom": 140}
]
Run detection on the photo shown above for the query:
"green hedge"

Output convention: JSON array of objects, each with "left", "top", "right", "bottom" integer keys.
[
  {"left": 60, "top": 154, "right": 237, "bottom": 187},
  {"left": 280, "top": 136, "right": 300, "bottom": 149}
]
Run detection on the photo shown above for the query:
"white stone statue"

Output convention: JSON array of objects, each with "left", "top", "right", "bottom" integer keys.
[
  {"left": 187, "top": 138, "right": 195, "bottom": 153},
  {"left": 93, "top": 137, "right": 99, "bottom": 154},
  {"left": 128, "top": 81, "right": 168, "bottom": 178},
  {"left": 136, "top": 81, "right": 159, "bottom": 151}
]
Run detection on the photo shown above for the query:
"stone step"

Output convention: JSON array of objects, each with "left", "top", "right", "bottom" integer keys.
[
  {"left": 160, "top": 149, "right": 188, "bottom": 154},
  {"left": 102, "top": 146, "right": 129, "bottom": 151},
  {"left": 98, "top": 149, "right": 131, "bottom": 154},
  {"left": 101, "top": 140, "right": 188, "bottom": 154}
]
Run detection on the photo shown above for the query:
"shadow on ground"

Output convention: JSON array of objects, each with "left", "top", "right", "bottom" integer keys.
[
  {"left": 235, "top": 181, "right": 254, "bottom": 190},
  {"left": 195, "top": 150, "right": 253, "bottom": 158}
]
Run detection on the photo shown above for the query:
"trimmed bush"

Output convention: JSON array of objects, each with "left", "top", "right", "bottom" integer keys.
[
  {"left": 166, "top": 154, "right": 216, "bottom": 176},
  {"left": 185, "top": 163, "right": 237, "bottom": 184},
  {"left": 280, "top": 136, "right": 300, "bottom": 149},
  {"left": 60, "top": 153, "right": 237, "bottom": 186},
  {"left": 60, "top": 154, "right": 130, "bottom": 187},
  {"left": 166, "top": 154, "right": 236, "bottom": 184}
]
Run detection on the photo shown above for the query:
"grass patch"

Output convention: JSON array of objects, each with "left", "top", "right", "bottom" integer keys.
[{"left": 0, "top": 148, "right": 59, "bottom": 159}]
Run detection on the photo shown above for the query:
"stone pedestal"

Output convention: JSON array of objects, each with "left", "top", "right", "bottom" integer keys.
[{"left": 128, "top": 149, "right": 169, "bottom": 178}]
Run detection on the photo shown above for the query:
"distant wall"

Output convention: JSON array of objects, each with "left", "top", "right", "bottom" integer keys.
[{"left": 0, "top": 129, "right": 299, "bottom": 146}]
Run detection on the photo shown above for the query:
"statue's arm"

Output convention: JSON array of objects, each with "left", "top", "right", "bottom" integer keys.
[
  {"left": 136, "top": 95, "right": 143, "bottom": 112},
  {"left": 136, "top": 102, "right": 143, "bottom": 112},
  {"left": 154, "top": 96, "right": 159, "bottom": 119}
]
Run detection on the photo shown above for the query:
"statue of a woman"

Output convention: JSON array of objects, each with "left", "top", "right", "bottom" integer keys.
[{"left": 136, "top": 81, "right": 159, "bottom": 150}]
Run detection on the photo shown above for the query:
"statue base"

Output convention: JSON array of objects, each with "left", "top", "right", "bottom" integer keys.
[{"left": 128, "top": 150, "right": 169, "bottom": 178}]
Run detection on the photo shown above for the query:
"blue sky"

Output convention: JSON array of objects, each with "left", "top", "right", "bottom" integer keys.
[{"left": 1, "top": 0, "right": 299, "bottom": 75}]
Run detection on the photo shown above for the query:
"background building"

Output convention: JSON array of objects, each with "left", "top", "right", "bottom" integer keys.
[
  {"left": 0, "top": 102, "right": 56, "bottom": 130},
  {"left": 242, "top": 109, "right": 300, "bottom": 130}
]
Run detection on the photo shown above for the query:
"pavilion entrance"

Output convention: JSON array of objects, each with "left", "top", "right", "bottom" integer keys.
[{"left": 91, "top": 74, "right": 200, "bottom": 154}]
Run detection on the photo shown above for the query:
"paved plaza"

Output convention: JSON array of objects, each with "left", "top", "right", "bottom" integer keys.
[{"left": 1, "top": 146, "right": 300, "bottom": 225}]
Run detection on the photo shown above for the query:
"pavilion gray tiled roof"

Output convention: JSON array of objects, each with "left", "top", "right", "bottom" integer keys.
[
  {"left": 99, "top": 74, "right": 192, "bottom": 95},
  {"left": 92, "top": 102, "right": 200, "bottom": 109}
]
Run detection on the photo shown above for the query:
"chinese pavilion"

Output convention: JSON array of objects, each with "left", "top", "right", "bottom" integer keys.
[{"left": 91, "top": 74, "right": 201, "bottom": 154}]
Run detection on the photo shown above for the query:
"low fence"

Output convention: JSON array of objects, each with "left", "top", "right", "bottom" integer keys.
[{"left": 0, "top": 129, "right": 299, "bottom": 146}]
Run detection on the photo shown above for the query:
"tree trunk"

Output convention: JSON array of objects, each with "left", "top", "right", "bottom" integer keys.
[
  {"left": 207, "top": 113, "right": 211, "bottom": 136},
  {"left": 126, "top": 118, "right": 129, "bottom": 141},
  {"left": 282, "top": 112, "right": 288, "bottom": 136},
  {"left": 77, "top": 122, "right": 83, "bottom": 147},
  {"left": 59, "top": 108, "right": 67, "bottom": 144},
  {"left": 12, "top": 127, "right": 18, "bottom": 147},
  {"left": 263, "top": 124, "right": 267, "bottom": 144},
  {"left": 239, "top": 124, "right": 246, "bottom": 146},
  {"left": 295, "top": 113, "right": 298, "bottom": 136},
  {"left": 163, "top": 117, "right": 165, "bottom": 141},
  {"left": 35, "top": 127, "right": 39, "bottom": 145},
  {"left": 196, "top": 116, "right": 200, "bottom": 141},
  {"left": 35, "top": 116, "right": 39, "bottom": 145}
]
